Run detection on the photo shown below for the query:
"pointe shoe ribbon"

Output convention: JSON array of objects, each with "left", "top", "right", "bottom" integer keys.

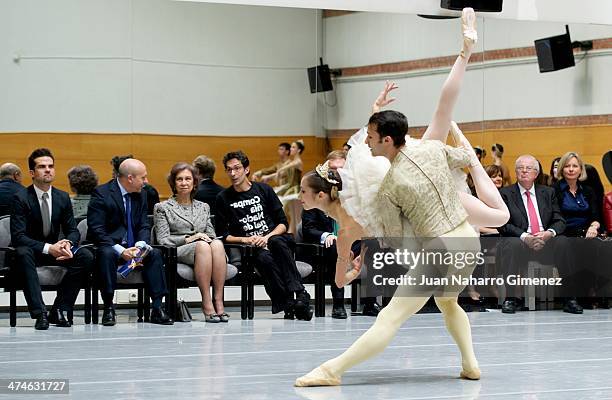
[
  {"left": 295, "top": 366, "right": 341, "bottom": 387},
  {"left": 460, "top": 7, "right": 478, "bottom": 58}
]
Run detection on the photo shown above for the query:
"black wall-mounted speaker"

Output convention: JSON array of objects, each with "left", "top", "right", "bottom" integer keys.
[
  {"left": 440, "top": 0, "right": 503, "bottom": 12},
  {"left": 307, "top": 63, "right": 333, "bottom": 93},
  {"left": 534, "top": 27, "right": 575, "bottom": 73}
]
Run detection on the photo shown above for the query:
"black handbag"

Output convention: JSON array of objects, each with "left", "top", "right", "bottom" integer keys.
[{"left": 176, "top": 299, "right": 192, "bottom": 322}]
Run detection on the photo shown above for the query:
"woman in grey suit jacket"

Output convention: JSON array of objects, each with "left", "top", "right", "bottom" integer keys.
[{"left": 154, "top": 163, "right": 228, "bottom": 322}]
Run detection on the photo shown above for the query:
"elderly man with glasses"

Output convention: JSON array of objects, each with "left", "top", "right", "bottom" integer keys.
[{"left": 497, "top": 155, "right": 583, "bottom": 314}]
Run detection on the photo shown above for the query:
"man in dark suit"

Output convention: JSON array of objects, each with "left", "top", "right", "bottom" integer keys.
[
  {"left": 0, "top": 163, "right": 25, "bottom": 216},
  {"left": 87, "top": 158, "right": 173, "bottom": 326},
  {"left": 498, "top": 154, "right": 581, "bottom": 314},
  {"left": 10, "top": 149, "right": 93, "bottom": 330},
  {"left": 193, "top": 155, "right": 225, "bottom": 217},
  {"left": 110, "top": 154, "right": 159, "bottom": 215}
]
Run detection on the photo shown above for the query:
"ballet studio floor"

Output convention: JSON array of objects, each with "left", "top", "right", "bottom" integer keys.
[{"left": 1, "top": 306, "right": 612, "bottom": 400}]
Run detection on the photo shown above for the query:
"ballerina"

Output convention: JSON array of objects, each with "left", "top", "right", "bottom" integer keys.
[{"left": 295, "top": 7, "right": 509, "bottom": 387}]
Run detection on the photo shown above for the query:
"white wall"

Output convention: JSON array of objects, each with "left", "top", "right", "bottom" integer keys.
[
  {"left": 323, "top": 13, "right": 612, "bottom": 130},
  {"left": 0, "top": 0, "right": 326, "bottom": 136}
]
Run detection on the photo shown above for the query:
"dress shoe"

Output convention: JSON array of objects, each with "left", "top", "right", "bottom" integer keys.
[
  {"left": 294, "top": 290, "right": 313, "bottom": 321},
  {"left": 563, "top": 299, "right": 583, "bottom": 314},
  {"left": 284, "top": 299, "right": 295, "bottom": 320},
  {"left": 331, "top": 306, "right": 347, "bottom": 319},
  {"left": 34, "top": 313, "right": 49, "bottom": 330},
  {"left": 48, "top": 308, "right": 72, "bottom": 327},
  {"left": 218, "top": 312, "right": 230, "bottom": 323},
  {"left": 362, "top": 302, "right": 381, "bottom": 317},
  {"left": 102, "top": 307, "right": 117, "bottom": 326},
  {"left": 150, "top": 307, "right": 174, "bottom": 325},
  {"left": 501, "top": 300, "right": 516, "bottom": 314}
]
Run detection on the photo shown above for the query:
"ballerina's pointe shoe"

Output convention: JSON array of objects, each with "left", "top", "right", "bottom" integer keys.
[
  {"left": 460, "top": 368, "right": 481, "bottom": 380},
  {"left": 294, "top": 365, "right": 341, "bottom": 387},
  {"left": 460, "top": 7, "right": 478, "bottom": 58}
]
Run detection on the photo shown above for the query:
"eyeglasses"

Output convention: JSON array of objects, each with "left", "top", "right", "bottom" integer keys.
[{"left": 515, "top": 166, "right": 537, "bottom": 172}]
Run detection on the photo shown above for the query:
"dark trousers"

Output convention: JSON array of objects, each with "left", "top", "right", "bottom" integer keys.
[
  {"left": 497, "top": 236, "right": 575, "bottom": 298},
  {"left": 322, "top": 244, "right": 345, "bottom": 302},
  {"left": 96, "top": 246, "right": 168, "bottom": 305},
  {"left": 252, "top": 234, "right": 304, "bottom": 313},
  {"left": 351, "top": 240, "right": 381, "bottom": 304},
  {"left": 15, "top": 246, "right": 93, "bottom": 318}
]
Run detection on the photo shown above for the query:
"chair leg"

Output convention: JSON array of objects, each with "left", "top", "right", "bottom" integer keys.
[
  {"left": 137, "top": 288, "right": 144, "bottom": 322},
  {"left": 241, "top": 275, "right": 247, "bottom": 320},
  {"left": 92, "top": 287, "right": 99, "bottom": 324},
  {"left": 248, "top": 281, "right": 254, "bottom": 320},
  {"left": 10, "top": 287, "right": 17, "bottom": 328},
  {"left": 351, "top": 282, "right": 358, "bottom": 313},
  {"left": 84, "top": 285, "right": 91, "bottom": 324},
  {"left": 144, "top": 288, "right": 150, "bottom": 322}
]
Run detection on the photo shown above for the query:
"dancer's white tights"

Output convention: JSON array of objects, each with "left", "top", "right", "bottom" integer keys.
[{"left": 324, "top": 295, "right": 478, "bottom": 377}]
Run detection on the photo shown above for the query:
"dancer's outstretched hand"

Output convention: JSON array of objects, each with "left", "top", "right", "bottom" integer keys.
[
  {"left": 344, "top": 246, "right": 367, "bottom": 285},
  {"left": 372, "top": 81, "right": 399, "bottom": 114}
]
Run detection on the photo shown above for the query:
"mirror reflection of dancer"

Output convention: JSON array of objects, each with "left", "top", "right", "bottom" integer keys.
[{"left": 295, "top": 8, "right": 509, "bottom": 387}]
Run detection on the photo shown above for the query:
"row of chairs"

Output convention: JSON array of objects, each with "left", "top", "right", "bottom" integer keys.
[{"left": 0, "top": 215, "right": 328, "bottom": 326}]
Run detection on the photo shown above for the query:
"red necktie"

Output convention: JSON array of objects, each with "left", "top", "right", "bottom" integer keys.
[{"left": 525, "top": 191, "right": 540, "bottom": 234}]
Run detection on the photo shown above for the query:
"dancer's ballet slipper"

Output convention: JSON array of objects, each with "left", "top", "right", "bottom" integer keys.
[
  {"left": 449, "top": 121, "right": 480, "bottom": 167},
  {"left": 295, "top": 365, "right": 341, "bottom": 387},
  {"left": 460, "top": 368, "right": 481, "bottom": 380},
  {"left": 460, "top": 7, "right": 478, "bottom": 58}
]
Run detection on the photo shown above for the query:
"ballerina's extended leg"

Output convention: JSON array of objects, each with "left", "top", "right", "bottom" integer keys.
[{"left": 295, "top": 296, "right": 430, "bottom": 387}]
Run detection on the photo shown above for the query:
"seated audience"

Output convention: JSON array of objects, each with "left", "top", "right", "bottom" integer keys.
[
  {"left": 0, "top": 162, "right": 24, "bottom": 216},
  {"left": 88, "top": 158, "right": 173, "bottom": 326},
  {"left": 584, "top": 164, "right": 605, "bottom": 211},
  {"left": 478, "top": 165, "right": 504, "bottom": 236},
  {"left": 554, "top": 152, "right": 609, "bottom": 308},
  {"left": 154, "top": 162, "right": 228, "bottom": 322},
  {"left": 215, "top": 150, "right": 313, "bottom": 320},
  {"left": 11, "top": 149, "right": 93, "bottom": 330},
  {"left": 67, "top": 165, "right": 98, "bottom": 220},
  {"left": 491, "top": 143, "right": 511, "bottom": 186},
  {"left": 498, "top": 154, "right": 582, "bottom": 314},
  {"left": 193, "top": 155, "right": 225, "bottom": 216},
  {"left": 548, "top": 157, "right": 561, "bottom": 186},
  {"left": 554, "top": 152, "right": 603, "bottom": 238},
  {"left": 534, "top": 160, "right": 550, "bottom": 186}
]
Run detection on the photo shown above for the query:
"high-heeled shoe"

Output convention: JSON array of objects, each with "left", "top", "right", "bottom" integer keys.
[
  {"left": 218, "top": 312, "right": 230, "bottom": 323},
  {"left": 203, "top": 312, "right": 220, "bottom": 323},
  {"left": 460, "top": 7, "right": 478, "bottom": 58}
]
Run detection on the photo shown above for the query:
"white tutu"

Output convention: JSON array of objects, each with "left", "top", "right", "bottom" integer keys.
[{"left": 337, "top": 142, "right": 390, "bottom": 237}]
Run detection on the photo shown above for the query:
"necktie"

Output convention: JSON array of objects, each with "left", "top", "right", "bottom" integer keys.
[
  {"left": 41, "top": 192, "right": 51, "bottom": 237},
  {"left": 125, "top": 194, "right": 135, "bottom": 247},
  {"left": 332, "top": 219, "right": 339, "bottom": 236},
  {"left": 524, "top": 191, "right": 540, "bottom": 234}
]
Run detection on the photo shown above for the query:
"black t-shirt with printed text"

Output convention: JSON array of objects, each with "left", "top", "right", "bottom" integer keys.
[{"left": 215, "top": 182, "right": 288, "bottom": 239}]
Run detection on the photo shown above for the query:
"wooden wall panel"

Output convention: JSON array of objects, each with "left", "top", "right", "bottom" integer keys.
[{"left": 0, "top": 133, "right": 327, "bottom": 198}]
